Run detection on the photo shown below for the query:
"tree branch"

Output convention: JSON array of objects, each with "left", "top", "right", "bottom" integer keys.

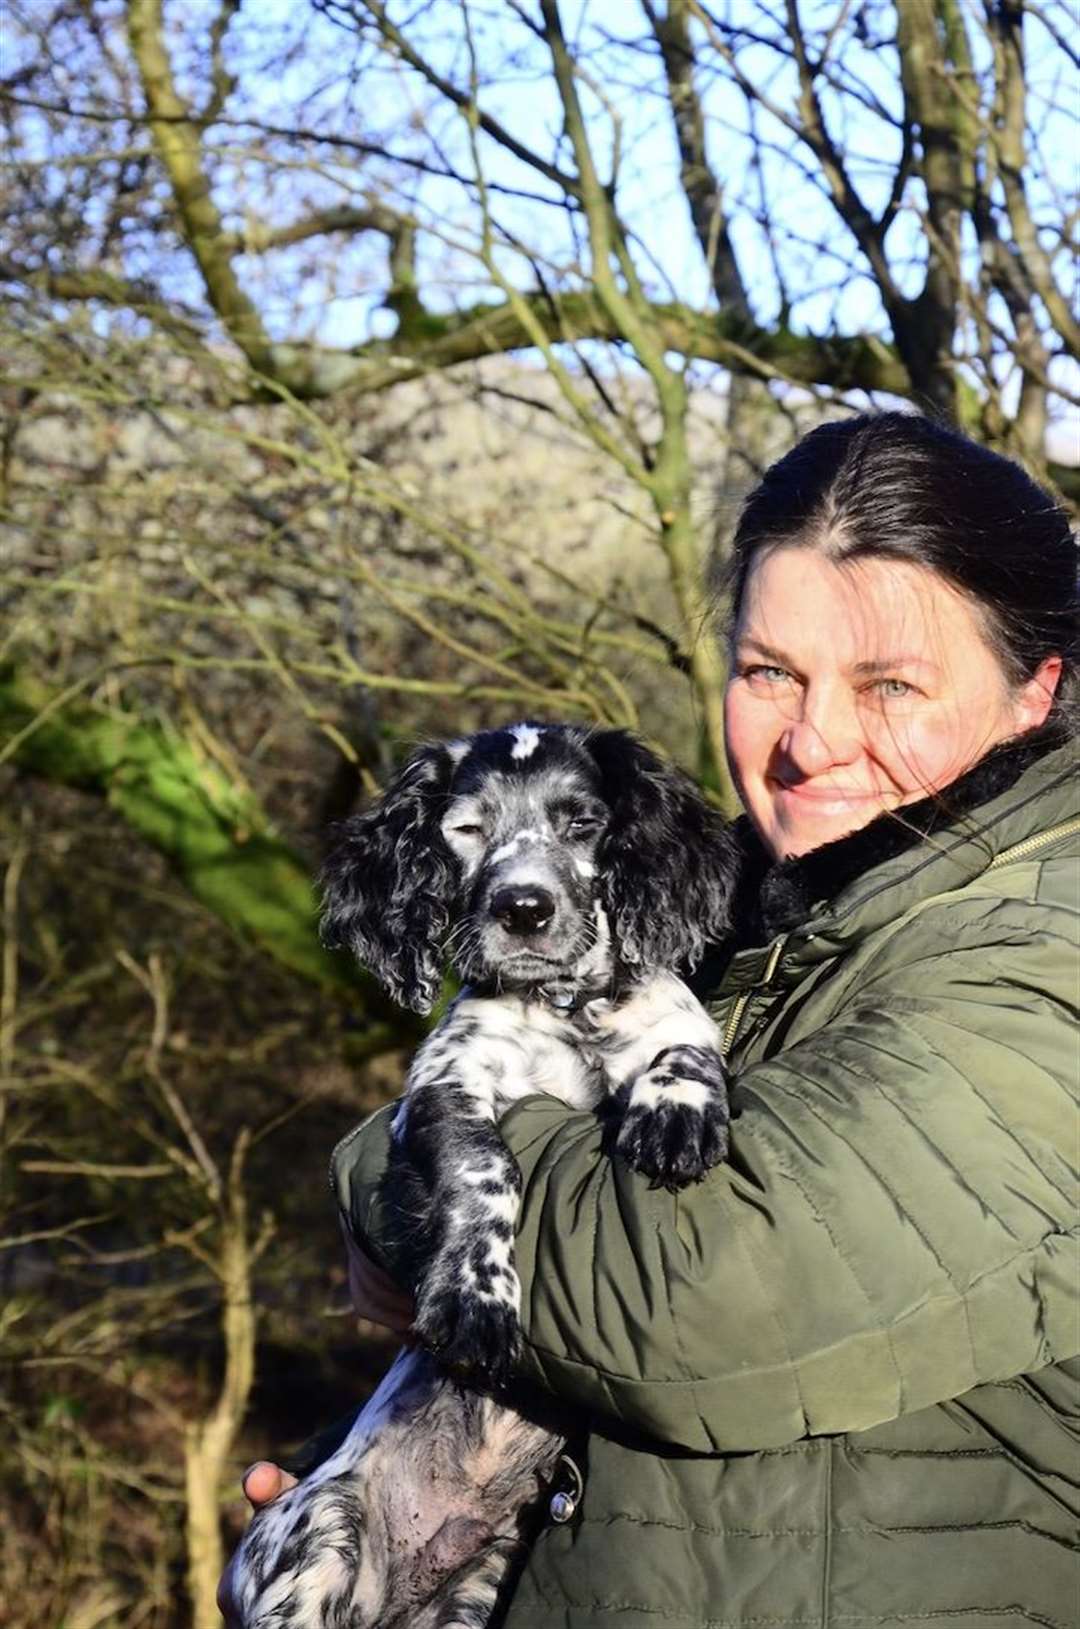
[
  {"left": 781, "top": 0, "right": 896, "bottom": 301},
  {"left": 126, "top": 0, "right": 276, "bottom": 373},
  {"left": 0, "top": 258, "right": 210, "bottom": 348},
  {"left": 219, "top": 202, "right": 404, "bottom": 255},
  {"left": 203, "top": 0, "right": 242, "bottom": 121},
  {"left": 643, "top": 0, "right": 752, "bottom": 321},
  {"left": 988, "top": 0, "right": 1079, "bottom": 358},
  {"left": 338, "top": 0, "right": 582, "bottom": 198}
]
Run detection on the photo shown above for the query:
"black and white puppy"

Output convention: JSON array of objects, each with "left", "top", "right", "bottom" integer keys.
[{"left": 227, "top": 722, "right": 735, "bottom": 1628}]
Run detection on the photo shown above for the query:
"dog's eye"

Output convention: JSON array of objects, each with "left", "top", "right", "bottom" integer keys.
[
  {"left": 568, "top": 817, "right": 602, "bottom": 836},
  {"left": 451, "top": 823, "right": 484, "bottom": 838}
]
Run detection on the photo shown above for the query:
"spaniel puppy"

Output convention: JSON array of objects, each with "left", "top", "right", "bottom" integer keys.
[{"left": 227, "top": 722, "right": 735, "bottom": 1628}]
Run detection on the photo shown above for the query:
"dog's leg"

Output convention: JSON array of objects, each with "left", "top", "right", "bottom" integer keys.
[
  {"left": 401, "top": 1539, "right": 521, "bottom": 1629},
  {"left": 400, "top": 1393, "right": 566, "bottom": 1629},
  {"left": 395, "top": 1001, "right": 535, "bottom": 1380},
  {"left": 612, "top": 1040, "right": 730, "bottom": 1189},
  {"left": 228, "top": 1347, "right": 441, "bottom": 1627},
  {"left": 229, "top": 1349, "right": 559, "bottom": 1627},
  {"left": 408, "top": 1088, "right": 523, "bottom": 1379},
  {"left": 584, "top": 971, "right": 730, "bottom": 1189}
]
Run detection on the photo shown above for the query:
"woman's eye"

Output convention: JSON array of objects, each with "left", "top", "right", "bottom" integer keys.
[
  {"left": 874, "top": 678, "right": 915, "bottom": 699},
  {"left": 743, "top": 663, "right": 790, "bottom": 684}
]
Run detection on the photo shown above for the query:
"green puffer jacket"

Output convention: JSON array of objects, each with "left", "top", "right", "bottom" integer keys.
[{"left": 333, "top": 732, "right": 1080, "bottom": 1629}]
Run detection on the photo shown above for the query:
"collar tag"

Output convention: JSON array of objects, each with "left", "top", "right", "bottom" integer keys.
[{"left": 548, "top": 1453, "right": 584, "bottom": 1523}]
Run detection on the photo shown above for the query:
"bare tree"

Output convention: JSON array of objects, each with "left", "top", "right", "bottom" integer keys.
[
  {"left": 0, "top": 811, "right": 355, "bottom": 1626},
  {"left": 4, "top": 2, "right": 1074, "bottom": 793},
  {"left": 3, "top": 2, "right": 1073, "bottom": 449}
]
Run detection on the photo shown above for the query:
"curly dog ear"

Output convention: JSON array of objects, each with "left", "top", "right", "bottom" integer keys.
[
  {"left": 583, "top": 731, "right": 735, "bottom": 972},
  {"left": 320, "top": 743, "right": 458, "bottom": 1014}
]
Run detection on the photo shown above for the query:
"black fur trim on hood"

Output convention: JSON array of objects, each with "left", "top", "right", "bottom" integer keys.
[{"left": 727, "top": 723, "right": 1071, "bottom": 946}]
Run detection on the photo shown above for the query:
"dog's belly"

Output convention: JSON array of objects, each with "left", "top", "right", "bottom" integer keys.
[{"left": 234, "top": 1348, "right": 562, "bottom": 1627}]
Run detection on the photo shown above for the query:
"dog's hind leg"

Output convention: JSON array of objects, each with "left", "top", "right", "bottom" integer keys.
[{"left": 400, "top": 1537, "right": 520, "bottom": 1629}]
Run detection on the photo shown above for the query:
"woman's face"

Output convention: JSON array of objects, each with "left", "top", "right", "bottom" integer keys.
[{"left": 724, "top": 546, "right": 1059, "bottom": 861}]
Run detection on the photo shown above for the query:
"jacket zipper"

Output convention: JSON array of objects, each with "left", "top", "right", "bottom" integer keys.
[
  {"left": 984, "top": 815, "right": 1080, "bottom": 871},
  {"left": 721, "top": 932, "right": 788, "bottom": 1059},
  {"left": 718, "top": 815, "right": 1079, "bottom": 1062}
]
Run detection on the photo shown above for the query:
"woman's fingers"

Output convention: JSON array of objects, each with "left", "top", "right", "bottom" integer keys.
[
  {"left": 242, "top": 1460, "right": 298, "bottom": 1507},
  {"left": 218, "top": 1466, "right": 298, "bottom": 1629},
  {"left": 217, "top": 1466, "right": 298, "bottom": 1622}
]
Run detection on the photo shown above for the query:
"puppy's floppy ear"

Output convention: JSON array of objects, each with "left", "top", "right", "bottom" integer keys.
[
  {"left": 585, "top": 730, "right": 735, "bottom": 971},
  {"left": 320, "top": 743, "right": 457, "bottom": 1014}
]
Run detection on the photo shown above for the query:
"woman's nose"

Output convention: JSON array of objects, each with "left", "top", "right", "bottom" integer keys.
[{"left": 779, "top": 687, "right": 862, "bottom": 774}]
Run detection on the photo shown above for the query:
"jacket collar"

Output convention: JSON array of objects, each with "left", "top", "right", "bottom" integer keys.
[
  {"left": 711, "top": 725, "right": 1076, "bottom": 986},
  {"left": 755, "top": 724, "right": 1071, "bottom": 939}
]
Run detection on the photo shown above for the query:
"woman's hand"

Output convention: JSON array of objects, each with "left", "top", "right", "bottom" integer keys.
[
  {"left": 216, "top": 1463, "right": 300, "bottom": 1622},
  {"left": 241, "top": 1461, "right": 299, "bottom": 1505}
]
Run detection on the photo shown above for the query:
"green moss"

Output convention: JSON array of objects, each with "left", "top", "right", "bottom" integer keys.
[{"left": 1, "top": 666, "right": 369, "bottom": 998}]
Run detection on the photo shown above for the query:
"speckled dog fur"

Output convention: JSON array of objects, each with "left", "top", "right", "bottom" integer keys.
[{"left": 226, "top": 724, "right": 736, "bottom": 1627}]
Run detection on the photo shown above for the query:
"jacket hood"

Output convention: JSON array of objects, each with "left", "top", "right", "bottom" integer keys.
[{"left": 713, "top": 725, "right": 1077, "bottom": 992}]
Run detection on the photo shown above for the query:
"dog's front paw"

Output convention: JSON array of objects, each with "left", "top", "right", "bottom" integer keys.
[
  {"left": 614, "top": 1044, "right": 730, "bottom": 1190},
  {"left": 413, "top": 1257, "right": 523, "bottom": 1386}
]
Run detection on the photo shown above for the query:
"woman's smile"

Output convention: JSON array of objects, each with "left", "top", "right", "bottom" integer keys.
[
  {"left": 766, "top": 774, "right": 901, "bottom": 845},
  {"left": 770, "top": 779, "right": 895, "bottom": 809}
]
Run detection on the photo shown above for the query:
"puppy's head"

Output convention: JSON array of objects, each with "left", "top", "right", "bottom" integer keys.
[{"left": 320, "top": 722, "right": 734, "bottom": 1013}]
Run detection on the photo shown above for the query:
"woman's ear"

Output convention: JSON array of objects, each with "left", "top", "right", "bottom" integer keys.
[
  {"left": 1012, "top": 654, "right": 1063, "bottom": 733},
  {"left": 320, "top": 744, "right": 458, "bottom": 1014},
  {"left": 584, "top": 730, "right": 736, "bottom": 971}
]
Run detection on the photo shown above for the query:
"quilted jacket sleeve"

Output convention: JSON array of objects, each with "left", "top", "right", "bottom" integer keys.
[{"left": 332, "top": 881, "right": 1079, "bottom": 1454}]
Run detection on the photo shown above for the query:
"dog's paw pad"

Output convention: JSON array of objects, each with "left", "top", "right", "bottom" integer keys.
[
  {"left": 413, "top": 1278, "right": 522, "bottom": 1385},
  {"left": 615, "top": 1049, "right": 729, "bottom": 1190}
]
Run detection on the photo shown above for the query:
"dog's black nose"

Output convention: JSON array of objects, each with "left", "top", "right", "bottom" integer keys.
[{"left": 490, "top": 885, "right": 556, "bottom": 936}]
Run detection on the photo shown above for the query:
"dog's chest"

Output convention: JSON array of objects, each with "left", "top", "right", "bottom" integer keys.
[{"left": 415, "top": 991, "right": 608, "bottom": 1116}]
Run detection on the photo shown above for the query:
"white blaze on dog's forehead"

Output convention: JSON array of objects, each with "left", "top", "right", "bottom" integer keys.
[{"left": 508, "top": 723, "right": 543, "bottom": 759}]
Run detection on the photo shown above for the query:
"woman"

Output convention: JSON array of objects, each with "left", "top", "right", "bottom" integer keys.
[{"left": 230, "top": 413, "right": 1079, "bottom": 1626}]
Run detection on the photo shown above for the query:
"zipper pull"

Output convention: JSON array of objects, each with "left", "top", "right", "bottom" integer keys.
[{"left": 720, "top": 932, "right": 789, "bottom": 1059}]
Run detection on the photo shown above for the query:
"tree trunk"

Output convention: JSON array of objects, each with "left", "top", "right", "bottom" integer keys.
[
  {"left": 182, "top": 1138, "right": 266, "bottom": 1629},
  {"left": 184, "top": 1419, "right": 230, "bottom": 1629}
]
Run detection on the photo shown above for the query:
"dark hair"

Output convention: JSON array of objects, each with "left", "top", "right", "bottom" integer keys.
[{"left": 717, "top": 412, "right": 1079, "bottom": 726}]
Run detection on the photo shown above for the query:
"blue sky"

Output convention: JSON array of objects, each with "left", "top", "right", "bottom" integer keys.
[
  {"left": 11, "top": 0, "right": 1077, "bottom": 452},
  {"left": 213, "top": 0, "right": 1075, "bottom": 450}
]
